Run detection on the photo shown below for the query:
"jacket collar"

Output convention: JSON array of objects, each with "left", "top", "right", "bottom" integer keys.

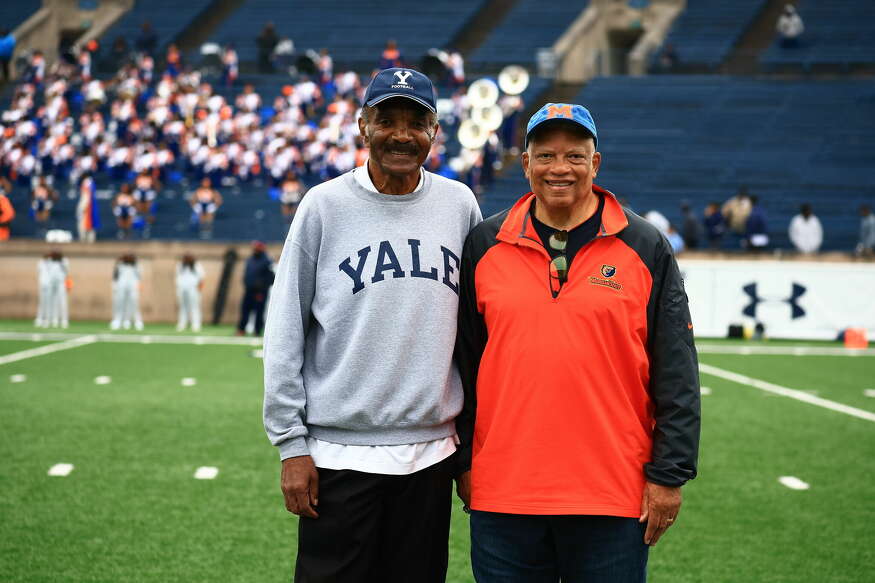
[{"left": 496, "top": 184, "right": 628, "bottom": 246}]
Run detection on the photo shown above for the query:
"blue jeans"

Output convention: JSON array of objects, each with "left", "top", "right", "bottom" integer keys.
[{"left": 470, "top": 511, "right": 648, "bottom": 583}]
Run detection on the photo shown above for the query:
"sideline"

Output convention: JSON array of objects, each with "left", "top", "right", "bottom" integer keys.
[
  {"left": 697, "top": 344, "right": 875, "bottom": 357},
  {"left": 699, "top": 363, "right": 875, "bottom": 423},
  {"left": 0, "top": 332, "right": 262, "bottom": 346},
  {"left": 0, "top": 335, "right": 98, "bottom": 366}
]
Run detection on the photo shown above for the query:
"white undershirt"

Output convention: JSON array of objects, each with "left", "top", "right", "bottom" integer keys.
[{"left": 306, "top": 162, "right": 456, "bottom": 475}]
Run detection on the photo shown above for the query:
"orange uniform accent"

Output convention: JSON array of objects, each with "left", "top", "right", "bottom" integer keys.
[{"left": 0, "top": 195, "right": 15, "bottom": 241}]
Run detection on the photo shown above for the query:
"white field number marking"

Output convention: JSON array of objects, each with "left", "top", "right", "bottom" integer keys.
[
  {"left": 194, "top": 466, "right": 219, "bottom": 480},
  {"left": 94, "top": 376, "right": 112, "bottom": 385},
  {"left": 700, "top": 386, "right": 712, "bottom": 395},
  {"left": 181, "top": 377, "right": 197, "bottom": 387},
  {"left": 10, "top": 374, "right": 27, "bottom": 383},
  {"left": 864, "top": 389, "right": 875, "bottom": 398},
  {"left": 48, "top": 463, "right": 74, "bottom": 477},
  {"left": 778, "top": 476, "right": 810, "bottom": 490}
]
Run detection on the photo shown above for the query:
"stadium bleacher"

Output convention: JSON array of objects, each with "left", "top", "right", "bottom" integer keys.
[
  {"left": 761, "top": 0, "right": 875, "bottom": 70},
  {"left": 0, "top": 2, "right": 42, "bottom": 32},
  {"left": 468, "top": 0, "right": 590, "bottom": 70},
  {"left": 482, "top": 75, "right": 875, "bottom": 251},
  {"left": 207, "top": 0, "right": 487, "bottom": 70},
  {"left": 657, "top": 0, "right": 767, "bottom": 69},
  {"left": 98, "top": 0, "right": 216, "bottom": 54}
]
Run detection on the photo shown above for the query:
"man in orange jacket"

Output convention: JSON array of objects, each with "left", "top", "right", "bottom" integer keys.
[{"left": 456, "top": 103, "right": 700, "bottom": 582}]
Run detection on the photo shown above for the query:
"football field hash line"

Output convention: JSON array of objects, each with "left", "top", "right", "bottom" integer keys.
[
  {"left": 0, "top": 331, "right": 261, "bottom": 346},
  {"left": 699, "top": 363, "right": 875, "bottom": 423},
  {"left": 0, "top": 335, "right": 98, "bottom": 366}
]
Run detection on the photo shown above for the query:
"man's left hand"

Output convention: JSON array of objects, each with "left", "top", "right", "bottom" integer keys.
[{"left": 639, "top": 482, "right": 682, "bottom": 546}]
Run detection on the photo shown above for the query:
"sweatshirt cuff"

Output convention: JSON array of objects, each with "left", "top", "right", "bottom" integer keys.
[
  {"left": 644, "top": 462, "right": 695, "bottom": 487},
  {"left": 278, "top": 436, "right": 310, "bottom": 460}
]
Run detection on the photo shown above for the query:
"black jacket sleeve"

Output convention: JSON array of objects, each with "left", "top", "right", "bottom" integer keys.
[
  {"left": 453, "top": 231, "right": 489, "bottom": 477},
  {"left": 644, "top": 237, "right": 701, "bottom": 487}
]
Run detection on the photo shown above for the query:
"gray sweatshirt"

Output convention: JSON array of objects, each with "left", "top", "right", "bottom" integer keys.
[{"left": 263, "top": 170, "right": 482, "bottom": 460}]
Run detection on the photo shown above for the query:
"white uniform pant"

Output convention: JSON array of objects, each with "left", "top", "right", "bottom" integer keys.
[
  {"left": 43, "top": 282, "right": 68, "bottom": 327},
  {"left": 113, "top": 283, "right": 142, "bottom": 327},
  {"left": 177, "top": 286, "right": 202, "bottom": 331}
]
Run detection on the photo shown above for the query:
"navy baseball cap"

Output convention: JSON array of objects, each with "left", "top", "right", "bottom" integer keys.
[
  {"left": 363, "top": 68, "right": 437, "bottom": 113},
  {"left": 525, "top": 103, "right": 598, "bottom": 149}
]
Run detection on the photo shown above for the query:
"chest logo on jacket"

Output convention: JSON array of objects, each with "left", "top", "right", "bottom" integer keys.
[
  {"left": 589, "top": 264, "right": 622, "bottom": 291},
  {"left": 338, "top": 239, "right": 460, "bottom": 295}
]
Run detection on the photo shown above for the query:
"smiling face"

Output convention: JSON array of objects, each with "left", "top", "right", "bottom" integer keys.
[
  {"left": 358, "top": 98, "right": 438, "bottom": 183},
  {"left": 522, "top": 122, "right": 601, "bottom": 213}
]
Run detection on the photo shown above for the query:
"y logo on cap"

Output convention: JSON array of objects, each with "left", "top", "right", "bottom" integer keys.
[{"left": 394, "top": 70, "right": 413, "bottom": 87}]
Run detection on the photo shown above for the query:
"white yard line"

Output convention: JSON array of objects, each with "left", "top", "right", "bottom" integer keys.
[
  {"left": 0, "top": 331, "right": 262, "bottom": 346},
  {"left": 699, "top": 363, "right": 875, "bottom": 423},
  {"left": 778, "top": 476, "right": 810, "bottom": 490},
  {"left": 0, "top": 335, "right": 98, "bottom": 366},
  {"left": 697, "top": 344, "right": 875, "bottom": 357}
]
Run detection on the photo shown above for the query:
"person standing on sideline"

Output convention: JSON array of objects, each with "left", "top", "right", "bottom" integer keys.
[
  {"left": 263, "top": 68, "right": 481, "bottom": 582},
  {"left": 703, "top": 201, "right": 725, "bottom": 249},
  {"left": 236, "top": 241, "right": 273, "bottom": 336},
  {"left": 76, "top": 175, "right": 100, "bottom": 242},
  {"left": 456, "top": 103, "right": 700, "bottom": 582},
  {"left": 111, "top": 254, "right": 143, "bottom": 330},
  {"left": 38, "top": 251, "right": 70, "bottom": 329},
  {"left": 788, "top": 203, "right": 823, "bottom": 254},
  {"left": 745, "top": 195, "right": 769, "bottom": 251},
  {"left": 176, "top": 254, "right": 204, "bottom": 332}
]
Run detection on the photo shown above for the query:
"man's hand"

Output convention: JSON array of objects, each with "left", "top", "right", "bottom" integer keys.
[
  {"left": 281, "top": 455, "right": 319, "bottom": 518},
  {"left": 639, "top": 482, "right": 682, "bottom": 546},
  {"left": 456, "top": 471, "right": 471, "bottom": 508}
]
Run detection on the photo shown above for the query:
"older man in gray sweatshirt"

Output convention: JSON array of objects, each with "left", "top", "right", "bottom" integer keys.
[{"left": 263, "top": 68, "right": 481, "bottom": 582}]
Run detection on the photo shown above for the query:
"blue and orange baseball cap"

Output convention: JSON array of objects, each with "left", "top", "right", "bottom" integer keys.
[
  {"left": 364, "top": 68, "right": 437, "bottom": 113},
  {"left": 525, "top": 103, "right": 598, "bottom": 149}
]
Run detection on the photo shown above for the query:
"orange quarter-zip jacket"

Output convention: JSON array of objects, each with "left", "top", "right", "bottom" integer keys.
[{"left": 455, "top": 187, "right": 700, "bottom": 516}]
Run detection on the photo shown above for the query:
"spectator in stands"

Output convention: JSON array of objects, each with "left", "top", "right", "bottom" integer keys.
[
  {"left": 26, "top": 50, "right": 45, "bottom": 85},
  {"left": 788, "top": 203, "right": 823, "bottom": 254},
  {"left": 76, "top": 174, "right": 99, "bottom": 242},
  {"left": 256, "top": 22, "right": 279, "bottom": 73},
  {"left": 447, "top": 49, "right": 465, "bottom": 88},
  {"left": 136, "top": 22, "right": 158, "bottom": 57},
  {"left": 318, "top": 48, "right": 333, "bottom": 86},
  {"left": 745, "top": 195, "right": 769, "bottom": 251},
  {"left": 31, "top": 176, "right": 58, "bottom": 226},
  {"left": 378, "top": 39, "right": 404, "bottom": 70},
  {"left": 856, "top": 205, "right": 875, "bottom": 257},
  {"left": 279, "top": 170, "right": 305, "bottom": 222},
  {"left": 176, "top": 253, "right": 204, "bottom": 332},
  {"left": 722, "top": 186, "right": 752, "bottom": 245},
  {"left": 680, "top": 201, "right": 703, "bottom": 250},
  {"left": 112, "top": 183, "right": 137, "bottom": 240},
  {"left": 236, "top": 240, "right": 273, "bottom": 336},
  {"left": 658, "top": 43, "right": 679, "bottom": 71},
  {"left": 776, "top": 4, "right": 804, "bottom": 48},
  {"left": 667, "top": 224, "right": 685, "bottom": 253},
  {"left": 222, "top": 44, "right": 239, "bottom": 87},
  {"left": 165, "top": 44, "right": 182, "bottom": 78},
  {"left": 108, "top": 36, "right": 130, "bottom": 71},
  {"left": 133, "top": 170, "right": 159, "bottom": 237},
  {"left": 0, "top": 28, "right": 15, "bottom": 82},
  {"left": 191, "top": 177, "right": 223, "bottom": 239},
  {"left": 703, "top": 201, "right": 725, "bottom": 249},
  {"left": 644, "top": 208, "right": 670, "bottom": 234},
  {"left": 0, "top": 177, "right": 14, "bottom": 241}
]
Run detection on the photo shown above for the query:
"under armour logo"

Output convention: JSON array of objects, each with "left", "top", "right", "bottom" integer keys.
[
  {"left": 394, "top": 71, "right": 412, "bottom": 86},
  {"left": 742, "top": 282, "right": 806, "bottom": 319}
]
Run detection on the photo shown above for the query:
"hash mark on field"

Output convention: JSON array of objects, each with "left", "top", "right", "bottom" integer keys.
[
  {"left": 194, "top": 466, "right": 219, "bottom": 480},
  {"left": 700, "top": 386, "right": 712, "bottom": 395},
  {"left": 48, "top": 463, "right": 74, "bottom": 477},
  {"left": 10, "top": 374, "right": 27, "bottom": 383},
  {"left": 699, "top": 363, "right": 875, "bottom": 423},
  {"left": 181, "top": 377, "right": 197, "bottom": 387},
  {"left": 251, "top": 349, "right": 264, "bottom": 359},
  {"left": 778, "top": 476, "right": 810, "bottom": 490},
  {"left": 864, "top": 389, "right": 875, "bottom": 398},
  {"left": 94, "top": 376, "right": 112, "bottom": 385}
]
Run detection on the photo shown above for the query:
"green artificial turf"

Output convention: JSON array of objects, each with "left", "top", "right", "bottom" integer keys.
[
  {"left": 0, "top": 319, "right": 244, "bottom": 338},
  {"left": 0, "top": 334, "right": 873, "bottom": 582}
]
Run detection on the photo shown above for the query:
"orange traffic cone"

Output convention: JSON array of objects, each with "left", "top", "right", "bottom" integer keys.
[{"left": 844, "top": 328, "right": 868, "bottom": 349}]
